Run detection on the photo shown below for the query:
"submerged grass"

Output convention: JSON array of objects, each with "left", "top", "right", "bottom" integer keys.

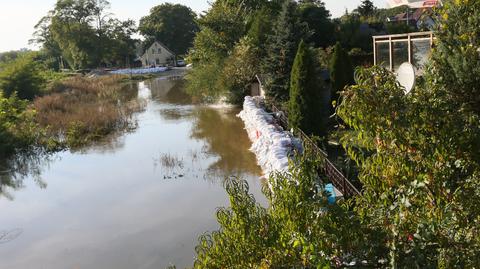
[
  {"left": 158, "top": 153, "right": 184, "bottom": 170},
  {"left": 33, "top": 75, "right": 144, "bottom": 148}
]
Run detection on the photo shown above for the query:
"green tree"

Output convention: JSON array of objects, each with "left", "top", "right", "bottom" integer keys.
[
  {"left": 288, "top": 40, "right": 326, "bottom": 137},
  {"left": 139, "top": 3, "right": 198, "bottom": 56},
  {"left": 334, "top": 13, "right": 376, "bottom": 52},
  {"left": 188, "top": 1, "right": 247, "bottom": 64},
  {"left": 246, "top": 7, "right": 275, "bottom": 59},
  {"left": 0, "top": 54, "right": 46, "bottom": 100},
  {"left": 33, "top": 0, "right": 137, "bottom": 69},
  {"left": 220, "top": 37, "right": 260, "bottom": 104},
  {"left": 263, "top": 0, "right": 307, "bottom": 102},
  {"left": 102, "top": 19, "right": 138, "bottom": 67},
  {"left": 430, "top": 0, "right": 480, "bottom": 114},
  {"left": 193, "top": 147, "right": 384, "bottom": 268},
  {"left": 298, "top": 0, "right": 335, "bottom": 48},
  {"left": 329, "top": 42, "right": 354, "bottom": 106},
  {"left": 357, "top": 0, "right": 376, "bottom": 17},
  {"left": 186, "top": 0, "right": 268, "bottom": 102}
]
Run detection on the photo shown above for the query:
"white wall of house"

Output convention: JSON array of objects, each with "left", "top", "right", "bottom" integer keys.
[{"left": 141, "top": 42, "right": 175, "bottom": 67}]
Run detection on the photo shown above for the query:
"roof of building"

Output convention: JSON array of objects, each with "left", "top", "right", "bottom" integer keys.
[
  {"left": 142, "top": 41, "right": 176, "bottom": 59},
  {"left": 388, "top": 7, "right": 432, "bottom": 23}
]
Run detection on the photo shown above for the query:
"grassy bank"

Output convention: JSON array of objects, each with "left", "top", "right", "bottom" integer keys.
[{"left": 33, "top": 75, "right": 144, "bottom": 148}]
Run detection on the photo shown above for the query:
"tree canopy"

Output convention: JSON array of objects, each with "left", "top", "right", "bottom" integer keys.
[
  {"left": 32, "top": 0, "right": 138, "bottom": 69},
  {"left": 139, "top": 3, "right": 198, "bottom": 56},
  {"left": 298, "top": 0, "right": 335, "bottom": 48}
]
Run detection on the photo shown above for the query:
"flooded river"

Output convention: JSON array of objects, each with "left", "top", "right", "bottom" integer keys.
[{"left": 0, "top": 74, "right": 264, "bottom": 269}]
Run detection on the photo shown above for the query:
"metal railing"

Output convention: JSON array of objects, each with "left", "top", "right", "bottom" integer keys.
[{"left": 265, "top": 102, "right": 361, "bottom": 197}]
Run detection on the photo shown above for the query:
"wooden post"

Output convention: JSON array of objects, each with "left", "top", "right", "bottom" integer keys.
[
  {"left": 389, "top": 36, "right": 393, "bottom": 71},
  {"left": 408, "top": 33, "right": 412, "bottom": 64}
]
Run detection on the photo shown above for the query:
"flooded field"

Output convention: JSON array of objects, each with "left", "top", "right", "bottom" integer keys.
[{"left": 0, "top": 74, "right": 264, "bottom": 269}]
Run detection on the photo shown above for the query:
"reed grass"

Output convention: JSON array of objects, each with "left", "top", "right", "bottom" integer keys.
[{"left": 33, "top": 75, "right": 144, "bottom": 147}]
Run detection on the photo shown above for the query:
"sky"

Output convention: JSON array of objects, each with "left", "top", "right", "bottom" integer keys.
[{"left": 0, "top": 0, "right": 386, "bottom": 52}]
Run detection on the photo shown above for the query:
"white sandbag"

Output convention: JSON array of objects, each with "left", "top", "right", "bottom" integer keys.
[
  {"left": 238, "top": 96, "right": 302, "bottom": 177},
  {"left": 109, "top": 67, "right": 169, "bottom": 75}
]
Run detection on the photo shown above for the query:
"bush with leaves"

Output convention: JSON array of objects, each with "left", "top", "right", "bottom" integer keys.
[
  {"left": 0, "top": 53, "right": 46, "bottom": 100},
  {"left": 194, "top": 146, "right": 385, "bottom": 268},
  {"left": 336, "top": 1, "right": 480, "bottom": 265},
  {"left": 219, "top": 37, "right": 260, "bottom": 104},
  {"left": 0, "top": 91, "right": 42, "bottom": 158}
]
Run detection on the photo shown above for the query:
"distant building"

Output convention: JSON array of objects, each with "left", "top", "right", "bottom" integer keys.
[
  {"left": 140, "top": 41, "right": 176, "bottom": 67},
  {"left": 387, "top": 8, "right": 435, "bottom": 30}
]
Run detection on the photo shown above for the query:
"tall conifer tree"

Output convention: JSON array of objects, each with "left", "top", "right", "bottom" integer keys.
[
  {"left": 289, "top": 40, "right": 326, "bottom": 136},
  {"left": 262, "top": 0, "right": 307, "bottom": 103},
  {"left": 329, "top": 42, "right": 354, "bottom": 106}
]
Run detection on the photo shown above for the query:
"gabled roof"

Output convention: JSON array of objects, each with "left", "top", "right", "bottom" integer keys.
[{"left": 143, "top": 41, "right": 176, "bottom": 57}]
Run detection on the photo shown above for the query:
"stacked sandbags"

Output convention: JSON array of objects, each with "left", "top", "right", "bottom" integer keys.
[
  {"left": 109, "top": 67, "right": 169, "bottom": 75},
  {"left": 238, "top": 96, "right": 302, "bottom": 177}
]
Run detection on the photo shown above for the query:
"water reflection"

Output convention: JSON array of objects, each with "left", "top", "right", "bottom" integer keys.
[
  {"left": 191, "top": 107, "right": 262, "bottom": 178},
  {"left": 0, "top": 150, "right": 52, "bottom": 200},
  {"left": 146, "top": 76, "right": 192, "bottom": 105}
]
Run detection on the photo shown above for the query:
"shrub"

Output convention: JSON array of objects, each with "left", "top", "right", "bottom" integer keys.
[
  {"left": 219, "top": 37, "right": 259, "bottom": 105},
  {"left": 0, "top": 53, "right": 46, "bottom": 100},
  {"left": 194, "top": 146, "right": 384, "bottom": 268},
  {"left": 185, "top": 60, "right": 225, "bottom": 103},
  {"left": 0, "top": 91, "right": 40, "bottom": 158}
]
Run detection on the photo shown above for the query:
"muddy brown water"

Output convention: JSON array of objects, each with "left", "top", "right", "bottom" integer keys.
[{"left": 0, "top": 75, "right": 264, "bottom": 269}]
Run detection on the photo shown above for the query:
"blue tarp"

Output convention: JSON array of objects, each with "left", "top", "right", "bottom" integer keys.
[{"left": 325, "top": 183, "right": 337, "bottom": 204}]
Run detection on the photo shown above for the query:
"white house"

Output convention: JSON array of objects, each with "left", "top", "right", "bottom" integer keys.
[{"left": 140, "top": 41, "right": 176, "bottom": 67}]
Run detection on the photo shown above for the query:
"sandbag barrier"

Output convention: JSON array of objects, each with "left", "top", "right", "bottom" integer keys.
[
  {"left": 237, "top": 96, "right": 303, "bottom": 178},
  {"left": 109, "top": 67, "right": 169, "bottom": 75},
  {"left": 238, "top": 96, "right": 361, "bottom": 198}
]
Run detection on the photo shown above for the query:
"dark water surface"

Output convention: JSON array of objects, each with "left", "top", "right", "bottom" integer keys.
[{"left": 0, "top": 75, "right": 263, "bottom": 269}]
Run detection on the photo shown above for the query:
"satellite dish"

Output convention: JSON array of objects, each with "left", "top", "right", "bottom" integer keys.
[{"left": 396, "top": 62, "right": 416, "bottom": 94}]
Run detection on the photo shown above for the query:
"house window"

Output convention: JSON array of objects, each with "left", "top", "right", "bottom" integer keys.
[
  {"left": 156, "top": 58, "right": 160, "bottom": 65},
  {"left": 158, "top": 48, "right": 162, "bottom": 54},
  {"left": 152, "top": 49, "right": 155, "bottom": 54}
]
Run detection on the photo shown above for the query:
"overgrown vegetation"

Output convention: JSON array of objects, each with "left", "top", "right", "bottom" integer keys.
[
  {"left": 186, "top": 0, "right": 429, "bottom": 107},
  {"left": 194, "top": 147, "right": 384, "bottom": 268},
  {"left": 0, "top": 92, "right": 44, "bottom": 158},
  {"left": 0, "top": 53, "right": 46, "bottom": 100},
  {"left": 33, "top": 75, "right": 143, "bottom": 148}
]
